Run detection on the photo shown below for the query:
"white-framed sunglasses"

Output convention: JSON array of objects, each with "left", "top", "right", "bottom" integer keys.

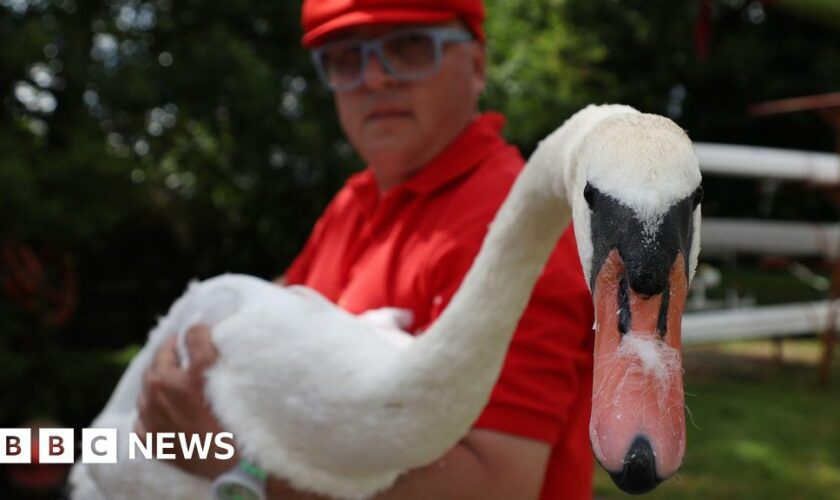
[{"left": 311, "top": 27, "right": 474, "bottom": 92}]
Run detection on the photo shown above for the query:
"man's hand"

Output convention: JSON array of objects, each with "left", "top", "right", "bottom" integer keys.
[{"left": 135, "top": 324, "right": 235, "bottom": 478}]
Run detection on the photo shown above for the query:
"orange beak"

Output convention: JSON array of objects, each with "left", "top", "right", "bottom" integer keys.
[{"left": 590, "top": 249, "right": 687, "bottom": 494}]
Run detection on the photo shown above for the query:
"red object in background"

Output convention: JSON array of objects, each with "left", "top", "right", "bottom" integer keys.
[
  {"left": 694, "top": 0, "right": 714, "bottom": 60},
  {"left": 0, "top": 240, "right": 77, "bottom": 328}
]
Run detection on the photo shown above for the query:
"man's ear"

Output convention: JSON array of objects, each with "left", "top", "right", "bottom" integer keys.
[{"left": 471, "top": 43, "right": 487, "bottom": 94}]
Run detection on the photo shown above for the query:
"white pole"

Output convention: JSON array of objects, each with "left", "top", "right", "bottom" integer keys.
[
  {"left": 683, "top": 300, "right": 840, "bottom": 344},
  {"left": 695, "top": 143, "right": 840, "bottom": 184},
  {"left": 701, "top": 218, "right": 840, "bottom": 259}
]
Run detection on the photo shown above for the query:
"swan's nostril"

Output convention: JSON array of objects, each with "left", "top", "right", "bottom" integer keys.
[
  {"left": 617, "top": 277, "right": 631, "bottom": 335},
  {"left": 608, "top": 435, "right": 662, "bottom": 495}
]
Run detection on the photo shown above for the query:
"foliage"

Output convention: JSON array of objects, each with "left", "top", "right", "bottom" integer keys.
[
  {"left": 774, "top": 0, "right": 840, "bottom": 30},
  {"left": 484, "top": 0, "right": 610, "bottom": 146},
  {"left": 0, "top": 0, "right": 355, "bottom": 479}
]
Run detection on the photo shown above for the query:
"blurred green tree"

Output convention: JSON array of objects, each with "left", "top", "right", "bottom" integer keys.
[{"left": 0, "top": 0, "right": 355, "bottom": 452}]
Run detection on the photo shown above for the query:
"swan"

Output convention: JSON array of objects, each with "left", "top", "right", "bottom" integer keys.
[{"left": 69, "top": 103, "right": 702, "bottom": 499}]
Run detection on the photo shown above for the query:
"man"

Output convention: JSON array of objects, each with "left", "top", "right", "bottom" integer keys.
[{"left": 136, "top": 1, "right": 595, "bottom": 498}]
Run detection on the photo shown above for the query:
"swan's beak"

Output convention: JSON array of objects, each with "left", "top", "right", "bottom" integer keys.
[{"left": 589, "top": 248, "right": 687, "bottom": 494}]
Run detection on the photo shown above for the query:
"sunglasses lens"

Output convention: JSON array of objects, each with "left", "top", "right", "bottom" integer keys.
[
  {"left": 382, "top": 32, "right": 437, "bottom": 79},
  {"left": 314, "top": 29, "right": 463, "bottom": 91},
  {"left": 319, "top": 42, "right": 363, "bottom": 90}
]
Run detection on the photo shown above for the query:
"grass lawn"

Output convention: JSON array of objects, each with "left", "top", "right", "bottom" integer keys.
[{"left": 593, "top": 338, "right": 840, "bottom": 500}]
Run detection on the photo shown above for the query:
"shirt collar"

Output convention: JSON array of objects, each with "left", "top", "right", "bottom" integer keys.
[
  {"left": 402, "top": 112, "right": 509, "bottom": 194},
  {"left": 346, "top": 112, "right": 509, "bottom": 203}
]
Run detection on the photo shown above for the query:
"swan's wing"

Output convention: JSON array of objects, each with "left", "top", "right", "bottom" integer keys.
[
  {"left": 205, "top": 290, "right": 422, "bottom": 499},
  {"left": 95, "top": 275, "right": 255, "bottom": 418},
  {"left": 72, "top": 275, "right": 421, "bottom": 499},
  {"left": 68, "top": 324, "right": 179, "bottom": 498},
  {"left": 69, "top": 274, "right": 271, "bottom": 499},
  {"left": 72, "top": 463, "right": 209, "bottom": 500},
  {"left": 69, "top": 418, "right": 211, "bottom": 500},
  {"left": 357, "top": 307, "right": 413, "bottom": 330},
  {"left": 288, "top": 285, "right": 416, "bottom": 350},
  {"left": 357, "top": 307, "right": 416, "bottom": 351},
  {"left": 173, "top": 279, "right": 243, "bottom": 368},
  {"left": 285, "top": 284, "right": 332, "bottom": 301},
  {"left": 68, "top": 463, "right": 108, "bottom": 500}
]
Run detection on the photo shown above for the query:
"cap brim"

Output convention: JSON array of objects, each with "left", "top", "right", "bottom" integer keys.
[{"left": 302, "top": 8, "right": 459, "bottom": 47}]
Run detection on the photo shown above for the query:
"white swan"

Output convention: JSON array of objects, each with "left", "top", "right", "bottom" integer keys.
[{"left": 69, "top": 104, "right": 702, "bottom": 499}]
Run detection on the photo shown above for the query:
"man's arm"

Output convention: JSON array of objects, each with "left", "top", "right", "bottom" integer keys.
[{"left": 266, "top": 429, "right": 550, "bottom": 500}]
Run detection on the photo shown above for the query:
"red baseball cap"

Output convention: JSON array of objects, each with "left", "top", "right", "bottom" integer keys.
[{"left": 301, "top": 0, "right": 485, "bottom": 47}]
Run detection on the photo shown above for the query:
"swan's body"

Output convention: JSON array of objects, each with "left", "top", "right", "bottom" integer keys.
[{"left": 70, "top": 104, "right": 701, "bottom": 499}]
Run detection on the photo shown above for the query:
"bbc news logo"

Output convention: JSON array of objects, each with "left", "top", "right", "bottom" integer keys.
[{"left": 1, "top": 428, "right": 235, "bottom": 464}]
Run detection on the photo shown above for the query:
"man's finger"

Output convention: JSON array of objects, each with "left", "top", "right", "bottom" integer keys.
[
  {"left": 153, "top": 335, "right": 180, "bottom": 371},
  {"left": 136, "top": 394, "right": 157, "bottom": 433},
  {"left": 185, "top": 324, "right": 218, "bottom": 371}
]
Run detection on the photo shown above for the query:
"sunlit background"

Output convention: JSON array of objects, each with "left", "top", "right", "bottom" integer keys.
[{"left": 2, "top": 0, "right": 839, "bottom": 498}]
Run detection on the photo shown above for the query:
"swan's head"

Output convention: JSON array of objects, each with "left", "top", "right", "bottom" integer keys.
[{"left": 571, "top": 113, "right": 701, "bottom": 494}]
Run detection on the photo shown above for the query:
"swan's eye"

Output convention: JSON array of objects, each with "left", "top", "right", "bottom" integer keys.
[
  {"left": 692, "top": 185, "right": 703, "bottom": 209},
  {"left": 584, "top": 183, "right": 595, "bottom": 208}
]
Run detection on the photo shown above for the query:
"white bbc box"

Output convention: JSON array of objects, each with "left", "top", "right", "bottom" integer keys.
[
  {"left": 0, "top": 428, "right": 31, "bottom": 464},
  {"left": 82, "top": 428, "right": 117, "bottom": 464},
  {"left": 39, "top": 428, "right": 75, "bottom": 464}
]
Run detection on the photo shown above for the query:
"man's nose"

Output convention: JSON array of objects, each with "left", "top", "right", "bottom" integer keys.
[{"left": 360, "top": 51, "right": 396, "bottom": 90}]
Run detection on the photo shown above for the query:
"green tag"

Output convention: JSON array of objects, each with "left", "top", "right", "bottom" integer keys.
[
  {"left": 216, "top": 482, "right": 262, "bottom": 500},
  {"left": 239, "top": 460, "right": 268, "bottom": 481}
]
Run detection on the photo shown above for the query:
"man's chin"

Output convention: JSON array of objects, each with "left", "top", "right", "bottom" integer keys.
[
  {"left": 360, "top": 132, "right": 420, "bottom": 159},
  {"left": 362, "top": 116, "right": 415, "bottom": 139}
]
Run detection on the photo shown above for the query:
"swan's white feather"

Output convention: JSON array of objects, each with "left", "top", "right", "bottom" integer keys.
[{"left": 72, "top": 275, "right": 424, "bottom": 499}]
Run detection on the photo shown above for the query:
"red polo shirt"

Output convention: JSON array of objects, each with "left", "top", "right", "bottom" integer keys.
[{"left": 285, "top": 112, "right": 595, "bottom": 500}]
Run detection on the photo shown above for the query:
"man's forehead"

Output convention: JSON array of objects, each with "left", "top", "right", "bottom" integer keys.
[{"left": 324, "top": 20, "right": 464, "bottom": 43}]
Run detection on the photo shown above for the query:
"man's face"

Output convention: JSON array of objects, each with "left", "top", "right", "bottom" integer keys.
[{"left": 325, "top": 22, "right": 486, "bottom": 190}]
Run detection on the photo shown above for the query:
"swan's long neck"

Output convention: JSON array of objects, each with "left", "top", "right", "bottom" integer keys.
[
  {"left": 378, "top": 153, "right": 575, "bottom": 417},
  {"left": 421, "top": 165, "right": 569, "bottom": 360}
]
